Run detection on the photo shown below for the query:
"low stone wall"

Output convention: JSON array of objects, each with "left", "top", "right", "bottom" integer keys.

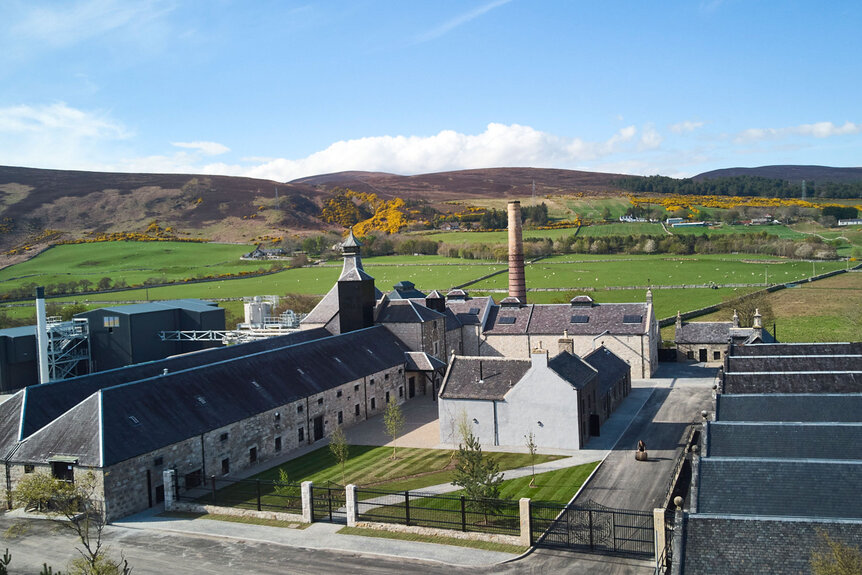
[
  {"left": 354, "top": 520, "right": 522, "bottom": 547},
  {"left": 170, "top": 501, "right": 305, "bottom": 524}
]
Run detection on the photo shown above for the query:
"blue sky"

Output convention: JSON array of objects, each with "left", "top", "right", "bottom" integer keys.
[{"left": 1, "top": 0, "right": 860, "bottom": 180}]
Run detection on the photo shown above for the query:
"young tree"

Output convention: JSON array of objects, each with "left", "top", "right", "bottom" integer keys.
[
  {"left": 329, "top": 424, "right": 349, "bottom": 486},
  {"left": 452, "top": 432, "right": 504, "bottom": 524},
  {"left": 13, "top": 471, "right": 131, "bottom": 575},
  {"left": 383, "top": 400, "right": 406, "bottom": 460},
  {"left": 525, "top": 431, "right": 538, "bottom": 488}
]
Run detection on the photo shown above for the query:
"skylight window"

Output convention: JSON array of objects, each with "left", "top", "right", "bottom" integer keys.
[
  {"left": 570, "top": 315, "right": 590, "bottom": 324},
  {"left": 623, "top": 315, "right": 643, "bottom": 324},
  {"left": 498, "top": 317, "right": 516, "bottom": 325},
  {"left": 195, "top": 395, "right": 207, "bottom": 405},
  {"left": 251, "top": 380, "right": 261, "bottom": 389},
  {"left": 468, "top": 307, "right": 480, "bottom": 315},
  {"left": 128, "top": 415, "right": 140, "bottom": 425}
]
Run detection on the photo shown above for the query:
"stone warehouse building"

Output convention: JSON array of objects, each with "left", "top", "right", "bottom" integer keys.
[
  {"left": 2, "top": 326, "right": 443, "bottom": 521},
  {"left": 674, "top": 309, "right": 774, "bottom": 364},
  {"left": 673, "top": 345, "right": 862, "bottom": 574}
]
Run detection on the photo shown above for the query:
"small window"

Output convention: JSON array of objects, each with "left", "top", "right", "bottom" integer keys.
[
  {"left": 433, "top": 341, "right": 439, "bottom": 355},
  {"left": 354, "top": 384, "right": 360, "bottom": 392},
  {"left": 249, "top": 447, "right": 257, "bottom": 464},
  {"left": 220, "top": 432, "right": 229, "bottom": 442},
  {"left": 195, "top": 395, "right": 207, "bottom": 406},
  {"left": 384, "top": 374, "right": 389, "bottom": 380},
  {"left": 153, "top": 456, "right": 164, "bottom": 467},
  {"left": 370, "top": 398, "right": 376, "bottom": 410},
  {"left": 317, "top": 398, "right": 324, "bottom": 405},
  {"left": 103, "top": 316, "right": 120, "bottom": 328},
  {"left": 498, "top": 316, "right": 516, "bottom": 324},
  {"left": 686, "top": 350, "right": 694, "bottom": 360},
  {"left": 297, "top": 404, "right": 304, "bottom": 413},
  {"left": 298, "top": 427, "right": 305, "bottom": 442},
  {"left": 570, "top": 315, "right": 589, "bottom": 324},
  {"left": 251, "top": 380, "right": 261, "bottom": 389},
  {"left": 221, "top": 458, "right": 230, "bottom": 475},
  {"left": 399, "top": 386, "right": 404, "bottom": 397},
  {"left": 713, "top": 351, "right": 721, "bottom": 360},
  {"left": 355, "top": 404, "right": 360, "bottom": 416},
  {"left": 336, "top": 390, "right": 343, "bottom": 398},
  {"left": 398, "top": 367, "right": 403, "bottom": 374},
  {"left": 24, "top": 464, "right": 34, "bottom": 474},
  {"left": 275, "top": 436, "right": 282, "bottom": 452},
  {"left": 274, "top": 412, "right": 281, "bottom": 422},
  {"left": 369, "top": 379, "right": 374, "bottom": 386},
  {"left": 128, "top": 415, "right": 140, "bottom": 426},
  {"left": 338, "top": 411, "right": 343, "bottom": 424},
  {"left": 385, "top": 391, "right": 390, "bottom": 404}
]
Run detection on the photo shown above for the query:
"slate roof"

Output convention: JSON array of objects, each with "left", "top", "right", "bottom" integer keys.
[
  {"left": 705, "top": 422, "right": 862, "bottom": 460},
  {"left": 547, "top": 351, "right": 598, "bottom": 390},
  {"left": 716, "top": 393, "right": 862, "bottom": 423},
  {"left": 444, "top": 297, "right": 493, "bottom": 327},
  {"left": 696, "top": 458, "right": 862, "bottom": 519},
  {"left": 11, "top": 325, "right": 410, "bottom": 467},
  {"left": 81, "top": 299, "right": 218, "bottom": 315},
  {"left": 439, "top": 356, "right": 530, "bottom": 400},
  {"left": 727, "top": 355, "right": 862, "bottom": 373},
  {"left": 583, "top": 346, "right": 630, "bottom": 397},
  {"left": 443, "top": 308, "right": 462, "bottom": 332},
  {"left": 0, "top": 328, "right": 331, "bottom": 457},
  {"left": 675, "top": 322, "right": 733, "bottom": 344},
  {"left": 404, "top": 352, "right": 447, "bottom": 372},
  {"left": 729, "top": 342, "right": 862, "bottom": 357},
  {"left": 388, "top": 281, "right": 427, "bottom": 300},
  {"left": 484, "top": 302, "right": 650, "bottom": 335},
  {"left": 376, "top": 300, "right": 446, "bottom": 324},
  {"left": 722, "top": 372, "right": 862, "bottom": 394}
]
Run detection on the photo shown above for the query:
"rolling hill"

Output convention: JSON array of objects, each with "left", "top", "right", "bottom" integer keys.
[{"left": 694, "top": 165, "right": 862, "bottom": 183}]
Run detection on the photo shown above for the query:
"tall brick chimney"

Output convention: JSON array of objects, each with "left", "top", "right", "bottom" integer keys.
[{"left": 507, "top": 201, "right": 527, "bottom": 303}]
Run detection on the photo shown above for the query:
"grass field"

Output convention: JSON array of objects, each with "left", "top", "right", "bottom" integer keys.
[
  {"left": 468, "top": 255, "right": 846, "bottom": 291},
  {"left": 0, "top": 242, "right": 259, "bottom": 292},
  {"left": 674, "top": 272, "right": 862, "bottom": 342}
]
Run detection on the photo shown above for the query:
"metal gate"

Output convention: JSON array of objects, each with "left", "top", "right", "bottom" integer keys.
[
  {"left": 310, "top": 484, "right": 346, "bottom": 524},
  {"left": 532, "top": 500, "right": 654, "bottom": 556}
]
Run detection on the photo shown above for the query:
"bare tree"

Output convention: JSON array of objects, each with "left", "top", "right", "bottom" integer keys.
[
  {"left": 525, "top": 431, "right": 538, "bottom": 488},
  {"left": 13, "top": 471, "right": 131, "bottom": 574}
]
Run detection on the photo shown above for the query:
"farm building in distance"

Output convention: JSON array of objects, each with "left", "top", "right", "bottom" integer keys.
[{"left": 674, "top": 309, "right": 774, "bottom": 364}]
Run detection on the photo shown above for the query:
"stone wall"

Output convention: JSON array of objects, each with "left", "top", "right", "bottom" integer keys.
[
  {"left": 170, "top": 501, "right": 304, "bottom": 524},
  {"left": 355, "top": 520, "right": 522, "bottom": 548}
]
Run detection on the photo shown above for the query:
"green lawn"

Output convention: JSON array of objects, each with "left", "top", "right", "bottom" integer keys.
[{"left": 206, "top": 445, "right": 565, "bottom": 510}]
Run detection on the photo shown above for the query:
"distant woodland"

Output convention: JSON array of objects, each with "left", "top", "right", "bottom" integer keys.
[{"left": 616, "top": 175, "right": 862, "bottom": 199}]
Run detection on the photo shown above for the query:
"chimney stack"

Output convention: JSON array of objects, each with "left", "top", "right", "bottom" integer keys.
[{"left": 507, "top": 201, "right": 527, "bottom": 303}]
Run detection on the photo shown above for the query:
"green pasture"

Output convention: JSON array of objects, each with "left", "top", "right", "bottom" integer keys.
[
  {"left": 577, "top": 222, "right": 665, "bottom": 236},
  {"left": 467, "top": 255, "right": 845, "bottom": 291},
  {"left": 414, "top": 227, "right": 576, "bottom": 246},
  {"left": 668, "top": 223, "right": 806, "bottom": 239},
  {"left": 0, "top": 241, "right": 258, "bottom": 292}
]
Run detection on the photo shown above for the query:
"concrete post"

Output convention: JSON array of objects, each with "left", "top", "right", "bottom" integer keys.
[
  {"left": 519, "top": 497, "right": 532, "bottom": 547},
  {"left": 653, "top": 508, "right": 666, "bottom": 570},
  {"left": 345, "top": 484, "right": 357, "bottom": 527},
  {"left": 301, "top": 481, "right": 313, "bottom": 523},
  {"left": 163, "top": 469, "right": 176, "bottom": 511}
]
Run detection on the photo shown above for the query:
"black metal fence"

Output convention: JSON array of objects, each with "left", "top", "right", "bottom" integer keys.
[
  {"left": 531, "top": 500, "right": 654, "bottom": 556},
  {"left": 356, "top": 488, "right": 520, "bottom": 536},
  {"left": 181, "top": 476, "right": 303, "bottom": 514},
  {"left": 310, "top": 484, "right": 346, "bottom": 523}
]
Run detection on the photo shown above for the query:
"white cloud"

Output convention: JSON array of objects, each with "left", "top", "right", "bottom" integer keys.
[
  {"left": 240, "top": 123, "right": 652, "bottom": 182},
  {"left": 415, "top": 0, "right": 512, "bottom": 43},
  {"left": 736, "top": 121, "right": 861, "bottom": 143},
  {"left": 0, "top": 102, "right": 131, "bottom": 169},
  {"left": 172, "top": 141, "right": 230, "bottom": 155},
  {"left": 670, "top": 120, "right": 705, "bottom": 134},
  {"left": 639, "top": 124, "right": 663, "bottom": 150}
]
